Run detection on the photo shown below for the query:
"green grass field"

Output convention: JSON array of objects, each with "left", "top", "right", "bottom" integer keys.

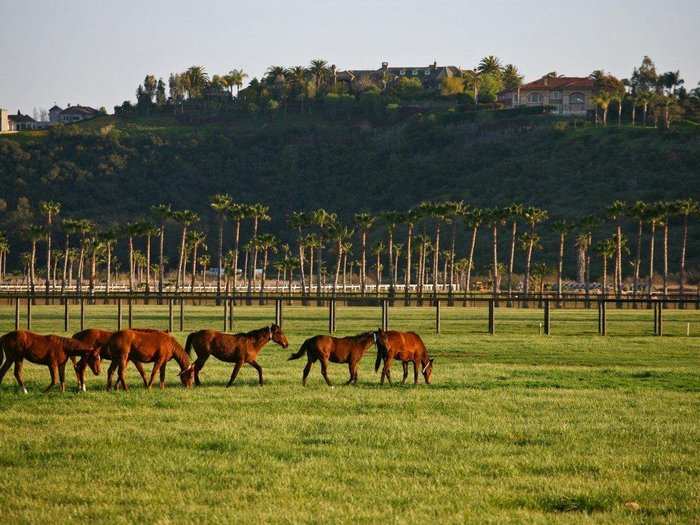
[{"left": 0, "top": 305, "right": 699, "bottom": 524}]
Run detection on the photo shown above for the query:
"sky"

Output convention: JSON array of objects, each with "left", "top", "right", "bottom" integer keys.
[{"left": 1, "top": 0, "right": 699, "bottom": 116}]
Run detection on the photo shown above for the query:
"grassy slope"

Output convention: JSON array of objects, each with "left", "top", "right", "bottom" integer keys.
[{"left": 0, "top": 306, "right": 699, "bottom": 524}]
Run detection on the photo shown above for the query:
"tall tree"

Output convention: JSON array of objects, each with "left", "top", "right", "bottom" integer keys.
[
  {"left": 25, "top": 225, "right": 45, "bottom": 295},
  {"left": 354, "top": 212, "right": 376, "bottom": 296},
  {"left": 309, "top": 59, "right": 329, "bottom": 95},
  {"left": 551, "top": 219, "right": 573, "bottom": 303},
  {"left": 312, "top": 209, "right": 337, "bottom": 299},
  {"left": 172, "top": 210, "right": 200, "bottom": 292},
  {"left": 60, "top": 217, "right": 82, "bottom": 294},
  {"left": 228, "top": 203, "right": 249, "bottom": 295},
  {"left": 676, "top": 198, "right": 699, "bottom": 298},
  {"left": 506, "top": 203, "right": 524, "bottom": 299},
  {"left": 521, "top": 206, "right": 549, "bottom": 297},
  {"left": 381, "top": 211, "right": 405, "bottom": 298},
  {"left": 606, "top": 200, "right": 627, "bottom": 298},
  {"left": 210, "top": 193, "right": 232, "bottom": 297},
  {"left": 150, "top": 204, "right": 172, "bottom": 294},
  {"left": 289, "top": 211, "right": 310, "bottom": 298},
  {"left": 596, "top": 238, "right": 617, "bottom": 298},
  {"left": 39, "top": 201, "right": 61, "bottom": 294},
  {"left": 463, "top": 208, "right": 483, "bottom": 297},
  {"left": 627, "top": 201, "right": 648, "bottom": 297},
  {"left": 246, "top": 203, "right": 270, "bottom": 295}
]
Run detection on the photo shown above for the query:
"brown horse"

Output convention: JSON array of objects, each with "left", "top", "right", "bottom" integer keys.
[
  {"left": 288, "top": 332, "right": 376, "bottom": 386},
  {"left": 105, "top": 329, "right": 195, "bottom": 390},
  {"left": 374, "top": 329, "right": 433, "bottom": 385},
  {"left": 73, "top": 328, "right": 164, "bottom": 391},
  {"left": 0, "top": 330, "right": 101, "bottom": 393},
  {"left": 185, "top": 324, "right": 288, "bottom": 387}
]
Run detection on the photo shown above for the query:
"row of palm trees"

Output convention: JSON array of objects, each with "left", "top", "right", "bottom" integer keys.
[{"left": 3, "top": 196, "right": 698, "bottom": 299}]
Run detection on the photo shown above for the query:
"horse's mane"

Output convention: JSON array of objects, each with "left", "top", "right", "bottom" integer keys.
[{"left": 237, "top": 326, "right": 270, "bottom": 338}]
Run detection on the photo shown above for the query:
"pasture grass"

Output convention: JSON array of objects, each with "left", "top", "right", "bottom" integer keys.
[{"left": 0, "top": 305, "right": 699, "bottom": 524}]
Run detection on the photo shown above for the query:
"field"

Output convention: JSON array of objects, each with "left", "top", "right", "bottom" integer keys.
[{"left": 0, "top": 305, "right": 699, "bottom": 524}]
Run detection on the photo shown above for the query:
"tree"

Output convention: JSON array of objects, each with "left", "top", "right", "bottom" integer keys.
[
  {"left": 312, "top": 208, "right": 337, "bottom": 298},
  {"left": 463, "top": 208, "right": 483, "bottom": 297},
  {"left": 99, "top": 228, "right": 117, "bottom": 294},
  {"left": 123, "top": 221, "right": 147, "bottom": 292},
  {"left": 372, "top": 241, "right": 385, "bottom": 292},
  {"left": 354, "top": 212, "right": 376, "bottom": 296},
  {"left": 593, "top": 91, "right": 613, "bottom": 126},
  {"left": 606, "top": 200, "right": 627, "bottom": 298},
  {"left": 380, "top": 211, "right": 405, "bottom": 297},
  {"left": 25, "top": 225, "right": 45, "bottom": 295},
  {"left": 227, "top": 69, "right": 248, "bottom": 96},
  {"left": 596, "top": 238, "right": 617, "bottom": 298},
  {"left": 329, "top": 224, "right": 354, "bottom": 295},
  {"left": 521, "top": 206, "right": 549, "bottom": 298},
  {"left": 142, "top": 223, "right": 159, "bottom": 294},
  {"left": 485, "top": 207, "right": 507, "bottom": 298},
  {"left": 210, "top": 193, "right": 232, "bottom": 297},
  {"left": 228, "top": 203, "right": 249, "bottom": 295},
  {"left": 502, "top": 64, "right": 524, "bottom": 104},
  {"left": 155, "top": 78, "right": 167, "bottom": 105},
  {"left": 676, "top": 198, "right": 699, "bottom": 298},
  {"left": 289, "top": 211, "right": 311, "bottom": 298},
  {"left": 477, "top": 56, "right": 503, "bottom": 77},
  {"left": 505, "top": 203, "right": 524, "bottom": 299},
  {"left": 403, "top": 208, "right": 421, "bottom": 302},
  {"left": 183, "top": 66, "right": 209, "bottom": 99},
  {"left": 246, "top": 203, "right": 271, "bottom": 295},
  {"left": 462, "top": 70, "right": 481, "bottom": 106},
  {"left": 419, "top": 201, "right": 452, "bottom": 302},
  {"left": 627, "top": 201, "right": 648, "bottom": 296},
  {"left": 172, "top": 210, "right": 199, "bottom": 292},
  {"left": 551, "top": 219, "right": 573, "bottom": 302},
  {"left": 187, "top": 230, "right": 207, "bottom": 292},
  {"left": 60, "top": 218, "right": 82, "bottom": 294},
  {"left": 39, "top": 201, "right": 61, "bottom": 294},
  {"left": 75, "top": 219, "right": 94, "bottom": 293},
  {"left": 150, "top": 204, "right": 172, "bottom": 294},
  {"left": 309, "top": 59, "right": 329, "bottom": 96}
]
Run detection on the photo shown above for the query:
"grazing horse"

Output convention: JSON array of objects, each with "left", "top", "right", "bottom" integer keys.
[
  {"left": 288, "top": 332, "right": 376, "bottom": 386},
  {"left": 73, "top": 328, "right": 164, "bottom": 391},
  {"left": 185, "top": 325, "right": 288, "bottom": 387},
  {"left": 106, "top": 330, "right": 195, "bottom": 390},
  {"left": 374, "top": 329, "right": 433, "bottom": 385},
  {"left": 0, "top": 330, "right": 101, "bottom": 393}
]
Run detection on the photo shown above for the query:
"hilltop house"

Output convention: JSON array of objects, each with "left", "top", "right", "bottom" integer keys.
[
  {"left": 8, "top": 111, "right": 39, "bottom": 131},
  {"left": 334, "top": 61, "right": 461, "bottom": 92},
  {"left": 51, "top": 104, "right": 99, "bottom": 123},
  {"left": 499, "top": 75, "right": 595, "bottom": 115}
]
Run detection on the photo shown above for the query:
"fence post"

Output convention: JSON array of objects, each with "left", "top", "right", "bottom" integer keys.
[
  {"left": 79, "top": 296, "right": 85, "bottom": 330},
  {"left": 128, "top": 297, "right": 133, "bottom": 329},
  {"left": 117, "top": 298, "right": 122, "bottom": 331},
  {"left": 64, "top": 300, "right": 70, "bottom": 332},
  {"left": 15, "top": 297, "right": 20, "bottom": 330},
  {"left": 599, "top": 300, "right": 607, "bottom": 336},
  {"left": 275, "top": 299, "right": 283, "bottom": 327},
  {"left": 653, "top": 301, "right": 658, "bottom": 335},
  {"left": 328, "top": 299, "right": 336, "bottom": 334},
  {"left": 228, "top": 298, "right": 234, "bottom": 330},
  {"left": 656, "top": 302, "right": 663, "bottom": 336},
  {"left": 223, "top": 298, "right": 228, "bottom": 331},
  {"left": 26, "top": 298, "right": 32, "bottom": 330},
  {"left": 435, "top": 300, "right": 441, "bottom": 334},
  {"left": 488, "top": 299, "right": 495, "bottom": 335},
  {"left": 544, "top": 299, "right": 550, "bottom": 335},
  {"left": 168, "top": 299, "right": 173, "bottom": 332},
  {"left": 179, "top": 298, "right": 184, "bottom": 331}
]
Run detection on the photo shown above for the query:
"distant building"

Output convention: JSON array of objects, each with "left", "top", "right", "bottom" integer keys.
[
  {"left": 335, "top": 61, "right": 461, "bottom": 92},
  {"left": 57, "top": 104, "right": 99, "bottom": 123},
  {"left": 8, "top": 111, "right": 38, "bottom": 131},
  {"left": 49, "top": 105, "right": 63, "bottom": 123},
  {"left": 0, "top": 108, "right": 11, "bottom": 133},
  {"left": 499, "top": 75, "right": 596, "bottom": 115}
]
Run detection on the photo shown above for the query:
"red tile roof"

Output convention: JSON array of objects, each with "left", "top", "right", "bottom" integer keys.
[{"left": 520, "top": 76, "right": 594, "bottom": 91}]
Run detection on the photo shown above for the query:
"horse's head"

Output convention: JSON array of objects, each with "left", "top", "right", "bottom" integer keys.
[
  {"left": 270, "top": 324, "right": 289, "bottom": 349},
  {"left": 422, "top": 358, "right": 434, "bottom": 384},
  {"left": 179, "top": 365, "right": 195, "bottom": 388},
  {"left": 86, "top": 348, "right": 102, "bottom": 376}
]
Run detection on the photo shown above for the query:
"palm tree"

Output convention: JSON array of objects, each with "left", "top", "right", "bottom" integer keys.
[
  {"left": 505, "top": 203, "right": 524, "bottom": 299},
  {"left": 172, "top": 210, "right": 199, "bottom": 292},
  {"left": 606, "top": 200, "right": 627, "bottom": 298},
  {"left": 462, "top": 70, "right": 482, "bottom": 107},
  {"left": 485, "top": 207, "right": 507, "bottom": 298},
  {"left": 312, "top": 209, "right": 337, "bottom": 298},
  {"left": 419, "top": 201, "right": 451, "bottom": 301},
  {"left": 187, "top": 230, "right": 207, "bottom": 292},
  {"left": 246, "top": 203, "right": 271, "bottom": 295},
  {"left": 40, "top": 201, "right": 61, "bottom": 293},
  {"left": 304, "top": 234, "right": 320, "bottom": 293},
  {"left": 445, "top": 201, "right": 466, "bottom": 302},
  {"left": 309, "top": 59, "right": 329, "bottom": 95},
  {"left": 521, "top": 206, "right": 549, "bottom": 298},
  {"left": 372, "top": 241, "right": 385, "bottom": 294},
  {"left": 354, "top": 212, "right": 376, "bottom": 296},
  {"left": 183, "top": 66, "right": 209, "bottom": 98},
  {"left": 463, "top": 208, "right": 483, "bottom": 297},
  {"left": 502, "top": 64, "right": 524, "bottom": 104},
  {"left": 551, "top": 219, "right": 573, "bottom": 303},
  {"left": 199, "top": 254, "right": 211, "bottom": 288},
  {"left": 227, "top": 203, "right": 249, "bottom": 295},
  {"left": 656, "top": 202, "right": 676, "bottom": 300},
  {"left": 227, "top": 69, "right": 248, "bottom": 96},
  {"left": 627, "top": 201, "right": 648, "bottom": 297},
  {"left": 531, "top": 262, "right": 552, "bottom": 300},
  {"left": 75, "top": 220, "right": 94, "bottom": 294},
  {"left": 123, "top": 221, "right": 146, "bottom": 292},
  {"left": 288, "top": 66, "right": 309, "bottom": 112},
  {"left": 577, "top": 215, "right": 600, "bottom": 303},
  {"left": 257, "top": 233, "right": 278, "bottom": 300},
  {"left": 403, "top": 208, "right": 421, "bottom": 301},
  {"left": 60, "top": 218, "right": 82, "bottom": 294},
  {"left": 520, "top": 231, "right": 542, "bottom": 301},
  {"left": 141, "top": 223, "right": 159, "bottom": 294},
  {"left": 331, "top": 225, "right": 354, "bottom": 295},
  {"left": 596, "top": 238, "right": 617, "bottom": 298},
  {"left": 210, "top": 193, "right": 232, "bottom": 297},
  {"left": 477, "top": 55, "right": 503, "bottom": 76},
  {"left": 99, "top": 228, "right": 117, "bottom": 295},
  {"left": 380, "top": 211, "right": 405, "bottom": 297},
  {"left": 150, "top": 204, "right": 172, "bottom": 294},
  {"left": 25, "top": 225, "right": 45, "bottom": 295},
  {"left": 289, "top": 211, "right": 310, "bottom": 298},
  {"left": 0, "top": 234, "right": 9, "bottom": 281},
  {"left": 676, "top": 199, "right": 699, "bottom": 299}
]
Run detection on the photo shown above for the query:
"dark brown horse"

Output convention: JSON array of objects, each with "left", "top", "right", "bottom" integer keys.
[
  {"left": 0, "top": 330, "right": 101, "bottom": 393},
  {"left": 105, "top": 329, "right": 194, "bottom": 390},
  {"left": 288, "top": 332, "right": 376, "bottom": 386},
  {"left": 374, "top": 329, "right": 433, "bottom": 385},
  {"left": 73, "top": 328, "right": 164, "bottom": 391},
  {"left": 185, "top": 325, "right": 288, "bottom": 386}
]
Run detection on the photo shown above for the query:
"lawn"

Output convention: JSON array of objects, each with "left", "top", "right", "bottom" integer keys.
[{"left": 0, "top": 305, "right": 699, "bottom": 524}]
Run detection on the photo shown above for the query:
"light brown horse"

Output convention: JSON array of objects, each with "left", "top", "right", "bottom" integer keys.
[
  {"left": 374, "top": 329, "right": 433, "bottom": 385},
  {"left": 0, "top": 330, "right": 101, "bottom": 393},
  {"left": 185, "top": 324, "right": 288, "bottom": 387},
  {"left": 288, "top": 332, "right": 376, "bottom": 386},
  {"left": 73, "top": 328, "right": 164, "bottom": 391},
  {"left": 105, "top": 329, "right": 195, "bottom": 390}
]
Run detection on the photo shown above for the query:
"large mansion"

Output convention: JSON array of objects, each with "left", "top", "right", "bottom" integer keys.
[
  {"left": 499, "top": 75, "right": 595, "bottom": 115},
  {"left": 334, "top": 61, "right": 462, "bottom": 91}
]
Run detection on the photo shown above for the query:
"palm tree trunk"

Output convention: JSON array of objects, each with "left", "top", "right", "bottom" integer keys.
[
  {"left": 30, "top": 240, "right": 37, "bottom": 295},
  {"left": 557, "top": 233, "right": 564, "bottom": 303},
  {"left": 146, "top": 234, "right": 152, "bottom": 294},
  {"left": 77, "top": 245, "right": 85, "bottom": 294},
  {"left": 634, "top": 220, "right": 643, "bottom": 298},
  {"left": 45, "top": 226, "right": 51, "bottom": 294},
  {"left": 448, "top": 222, "right": 456, "bottom": 302},
  {"left": 128, "top": 235, "right": 134, "bottom": 292},
  {"left": 342, "top": 252, "right": 348, "bottom": 293},
  {"left": 615, "top": 224, "right": 622, "bottom": 298},
  {"left": 61, "top": 234, "right": 70, "bottom": 294},
  {"left": 663, "top": 221, "right": 669, "bottom": 300},
  {"left": 317, "top": 244, "right": 323, "bottom": 299},
  {"left": 106, "top": 243, "right": 112, "bottom": 295},
  {"left": 158, "top": 225, "right": 165, "bottom": 294},
  {"left": 524, "top": 240, "right": 534, "bottom": 299},
  {"left": 507, "top": 220, "right": 517, "bottom": 298},
  {"left": 492, "top": 224, "right": 499, "bottom": 299},
  {"left": 602, "top": 257, "right": 608, "bottom": 299},
  {"left": 190, "top": 243, "right": 198, "bottom": 292},
  {"left": 176, "top": 227, "right": 187, "bottom": 292},
  {"left": 360, "top": 231, "right": 367, "bottom": 296},
  {"left": 308, "top": 249, "right": 314, "bottom": 295},
  {"left": 432, "top": 224, "right": 440, "bottom": 302},
  {"left": 217, "top": 217, "right": 224, "bottom": 297},
  {"left": 680, "top": 213, "right": 689, "bottom": 298},
  {"left": 466, "top": 224, "right": 478, "bottom": 296},
  {"left": 89, "top": 249, "right": 96, "bottom": 296},
  {"left": 333, "top": 241, "right": 342, "bottom": 295},
  {"left": 404, "top": 223, "right": 413, "bottom": 301},
  {"left": 297, "top": 240, "right": 305, "bottom": 297},
  {"left": 388, "top": 229, "right": 395, "bottom": 297},
  {"left": 233, "top": 220, "right": 241, "bottom": 295},
  {"left": 648, "top": 221, "right": 656, "bottom": 298}
]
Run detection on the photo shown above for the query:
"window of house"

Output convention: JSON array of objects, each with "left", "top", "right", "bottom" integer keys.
[
  {"left": 400, "top": 69, "right": 406, "bottom": 76},
  {"left": 550, "top": 91, "right": 562, "bottom": 100},
  {"left": 424, "top": 69, "right": 430, "bottom": 76},
  {"left": 412, "top": 69, "right": 419, "bottom": 76},
  {"left": 570, "top": 92, "right": 585, "bottom": 105},
  {"left": 528, "top": 92, "right": 543, "bottom": 104}
]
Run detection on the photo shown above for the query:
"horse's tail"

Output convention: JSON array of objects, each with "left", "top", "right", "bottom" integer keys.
[
  {"left": 288, "top": 339, "right": 309, "bottom": 361},
  {"left": 374, "top": 351, "right": 383, "bottom": 373},
  {"left": 184, "top": 332, "right": 195, "bottom": 358},
  {"left": 0, "top": 334, "right": 5, "bottom": 369}
]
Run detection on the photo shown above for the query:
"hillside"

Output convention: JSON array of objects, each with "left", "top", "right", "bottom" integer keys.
[{"left": 1, "top": 111, "right": 699, "bottom": 275}]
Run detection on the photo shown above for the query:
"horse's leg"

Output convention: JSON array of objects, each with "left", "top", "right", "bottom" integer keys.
[
  {"left": 413, "top": 360, "right": 419, "bottom": 385},
  {"left": 147, "top": 360, "right": 164, "bottom": 390},
  {"left": 194, "top": 354, "right": 210, "bottom": 386},
  {"left": 226, "top": 361, "right": 243, "bottom": 387},
  {"left": 43, "top": 362, "right": 59, "bottom": 393},
  {"left": 0, "top": 352, "right": 13, "bottom": 386},
  {"left": 159, "top": 362, "right": 167, "bottom": 389},
  {"left": 250, "top": 360, "right": 264, "bottom": 386},
  {"left": 302, "top": 359, "right": 314, "bottom": 386},
  {"left": 117, "top": 358, "right": 128, "bottom": 391},
  {"left": 107, "top": 361, "right": 118, "bottom": 390},
  {"left": 320, "top": 358, "right": 332, "bottom": 386},
  {"left": 381, "top": 358, "right": 393, "bottom": 385},
  {"left": 402, "top": 361, "right": 408, "bottom": 384},
  {"left": 345, "top": 362, "right": 354, "bottom": 385},
  {"left": 58, "top": 363, "right": 66, "bottom": 393},
  {"left": 134, "top": 361, "right": 148, "bottom": 388},
  {"left": 14, "top": 359, "right": 27, "bottom": 394}
]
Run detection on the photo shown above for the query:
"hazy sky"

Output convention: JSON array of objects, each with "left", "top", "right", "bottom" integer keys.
[{"left": 1, "top": 0, "right": 698, "bottom": 115}]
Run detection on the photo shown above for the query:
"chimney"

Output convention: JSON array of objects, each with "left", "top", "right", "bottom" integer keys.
[
  {"left": 432, "top": 60, "right": 437, "bottom": 70},
  {"left": 381, "top": 61, "right": 388, "bottom": 71}
]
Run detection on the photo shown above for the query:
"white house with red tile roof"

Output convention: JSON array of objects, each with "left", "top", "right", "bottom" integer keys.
[{"left": 499, "top": 75, "right": 596, "bottom": 115}]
